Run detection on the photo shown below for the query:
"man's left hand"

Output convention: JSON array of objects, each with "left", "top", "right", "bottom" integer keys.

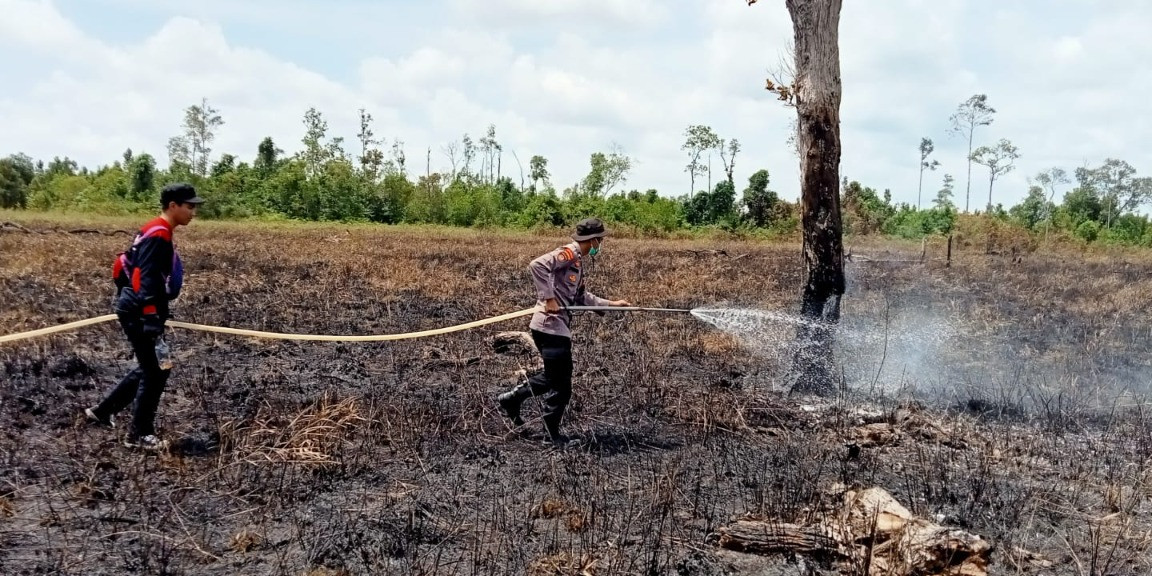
[{"left": 610, "top": 300, "right": 632, "bottom": 307}]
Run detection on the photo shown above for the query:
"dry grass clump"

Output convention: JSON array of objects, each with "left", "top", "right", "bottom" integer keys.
[
  {"left": 229, "top": 529, "right": 264, "bottom": 553},
  {"left": 220, "top": 393, "right": 367, "bottom": 467},
  {"left": 535, "top": 498, "right": 592, "bottom": 534},
  {"left": 527, "top": 551, "right": 600, "bottom": 576}
]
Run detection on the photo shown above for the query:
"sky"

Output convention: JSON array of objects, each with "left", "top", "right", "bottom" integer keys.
[{"left": 2, "top": 0, "right": 1151, "bottom": 210}]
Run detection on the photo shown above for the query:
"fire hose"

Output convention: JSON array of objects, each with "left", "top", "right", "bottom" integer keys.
[{"left": 0, "top": 306, "right": 694, "bottom": 345}]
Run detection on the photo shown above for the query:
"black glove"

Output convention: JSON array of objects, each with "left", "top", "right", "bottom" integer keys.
[{"left": 142, "top": 314, "right": 166, "bottom": 337}]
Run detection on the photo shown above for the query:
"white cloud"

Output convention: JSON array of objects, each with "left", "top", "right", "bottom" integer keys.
[
  {"left": 450, "top": 0, "right": 671, "bottom": 30},
  {"left": 2, "top": 0, "right": 1152, "bottom": 210}
]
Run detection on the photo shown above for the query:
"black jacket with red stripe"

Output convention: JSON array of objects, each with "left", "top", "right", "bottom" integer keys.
[{"left": 113, "top": 216, "right": 179, "bottom": 319}]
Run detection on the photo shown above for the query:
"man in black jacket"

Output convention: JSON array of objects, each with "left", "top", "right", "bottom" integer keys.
[{"left": 85, "top": 183, "right": 203, "bottom": 450}]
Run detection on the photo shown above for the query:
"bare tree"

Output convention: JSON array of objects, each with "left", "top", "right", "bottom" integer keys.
[
  {"left": 441, "top": 141, "right": 460, "bottom": 181},
  {"left": 767, "top": 41, "right": 801, "bottom": 160},
  {"left": 948, "top": 94, "right": 996, "bottom": 212},
  {"left": 509, "top": 148, "right": 525, "bottom": 191},
  {"left": 1033, "top": 167, "right": 1069, "bottom": 242},
  {"left": 752, "top": 0, "right": 845, "bottom": 396},
  {"left": 357, "top": 108, "right": 384, "bottom": 181},
  {"left": 462, "top": 133, "right": 476, "bottom": 178},
  {"left": 718, "top": 138, "right": 741, "bottom": 188},
  {"left": 917, "top": 137, "right": 940, "bottom": 209}
]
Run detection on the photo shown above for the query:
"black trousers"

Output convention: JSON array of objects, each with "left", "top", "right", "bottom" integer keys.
[
  {"left": 93, "top": 311, "right": 171, "bottom": 438},
  {"left": 522, "top": 330, "right": 573, "bottom": 434}
]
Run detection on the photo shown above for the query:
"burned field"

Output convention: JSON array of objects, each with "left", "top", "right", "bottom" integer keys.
[{"left": 2, "top": 220, "right": 1152, "bottom": 575}]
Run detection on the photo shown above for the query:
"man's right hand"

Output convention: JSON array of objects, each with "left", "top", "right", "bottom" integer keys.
[{"left": 544, "top": 298, "right": 560, "bottom": 314}]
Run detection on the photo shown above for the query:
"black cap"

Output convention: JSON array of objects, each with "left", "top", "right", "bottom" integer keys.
[
  {"left": 160, "top": 182, "right": 204, "bottom": 207},
  {"left": 571, "top": 217, "right": 608, "bottom": 241}
]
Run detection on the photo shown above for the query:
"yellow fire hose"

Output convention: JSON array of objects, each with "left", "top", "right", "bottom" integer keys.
[{"left": 0, "top": 305, "right": 692, "bottom": 345}]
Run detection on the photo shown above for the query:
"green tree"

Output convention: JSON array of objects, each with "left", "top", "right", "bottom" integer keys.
[
  {"left": 1075, "top": 159, "right": 1150, "bottom": 228},
  {"left": 933, "top": 173, "right": 956, "bottom": 210},
  {"left": 301, "top": 107, "right": 332, "bottom": 179},
  {"left": 1059, "top": 184, "right": 1103, "bottom": 228},
  {"left": 0, "top": 154, "right": 35, "bottom": 209},
  {"left": 682, "top": 124, "right": 720, "bottom": 197},
  {"left": 581, "top": 145, "right": 633, "bottom": 197},
  {"left": 519, "top": 189, "right": 565, "bottom": 228},
  {"left": 842, "top": 179, "right": 893, "bottom": 235},
  {"left": 529, "top": 155, "right": 550, "bottom": 191},
  {"left": 210, "top": 153, "right": 237, "bottom": 179},
  {"left": 1009, "top": 185, "right": 1048, "bottom": 230},
  {"left": 406, "top": 173, "right": 445, "bottom": 224},
  {"left": 168, "top": 98, "right": 224, "bottom": 177},
  {"left": 254, "top": 136, "right": 282, "bottom": 179},
  {"left": 969, "top": 138, "right": 1019, "bottom": 212},
  {"left": 742, "top": 169, "right": 778, "bottom": 227},
  {"left": 206, "top": 160, "right": 260, "bottom": 219},
  {"left": 45, "top": 157, "right": 79, "bottom": 178},
  {"left": 708, "top": 180, "right": 738, "bottom": 224},
  {"left": 127, "top": 153, "right": 157, "bottom": 203}
]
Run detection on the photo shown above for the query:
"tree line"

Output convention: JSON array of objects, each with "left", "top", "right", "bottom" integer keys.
[
  {"left": 1, "top": 96, "right": 1150, "bottom": 245},
  {"left": 909, "top": 93, "right": 1152, "bottom": 245}
]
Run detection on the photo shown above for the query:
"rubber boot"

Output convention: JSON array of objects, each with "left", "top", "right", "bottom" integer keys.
[
  {"left": 497, "top": 384, "right": 530, "bottom": 427},
  {"left": 543, "top": 415, "right": 578, "bottom": 448}
]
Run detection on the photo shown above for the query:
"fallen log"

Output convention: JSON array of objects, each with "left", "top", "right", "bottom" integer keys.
[
  {"left": 842, "top": 486, "right": 915, "bottom": 539},
  {"left": 0, "top": 222, "right": 133, "bottom": 236},
  {"left": 683, "top": 249, "right": 730, "bottom": 256},
  {"left": 713, "top": 486, "right": 993, "bottom": 576},
  {"left": 717, "top": 521, "right": 851, "bottom": 560}
]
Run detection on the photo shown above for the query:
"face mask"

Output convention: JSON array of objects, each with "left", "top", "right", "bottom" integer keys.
[{"left": 589, "top": 246, "right": 600, "bottom": 256}]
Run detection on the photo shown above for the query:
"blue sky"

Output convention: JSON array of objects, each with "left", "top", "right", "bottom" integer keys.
[{"left": 2, "top": 0, "right": 1151, "bottom": 210}]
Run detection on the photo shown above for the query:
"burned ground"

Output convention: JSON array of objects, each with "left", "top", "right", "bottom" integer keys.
[{"left": 2, "top": 220, "right": 1151, "bottom": 575}]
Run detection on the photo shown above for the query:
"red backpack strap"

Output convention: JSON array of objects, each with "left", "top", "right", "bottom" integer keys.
[
  {"left": 115, "top": 223, "right": 171, "bottom": 288},
  {"left": 136, "top": 224, "right": 171, "bottom": 243}
]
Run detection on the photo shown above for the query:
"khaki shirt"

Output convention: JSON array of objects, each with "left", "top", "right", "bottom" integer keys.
[{"left": 528, "top": 242, "right": 610, "bottom": 338}]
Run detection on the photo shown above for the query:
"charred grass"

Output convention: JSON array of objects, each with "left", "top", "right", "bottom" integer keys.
[{"left": 1, "top": 218, "right": 1151, "bottom": 574}]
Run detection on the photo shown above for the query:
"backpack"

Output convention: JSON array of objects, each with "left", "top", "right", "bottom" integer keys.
[{"left": 111, "top": 224, "right": 183, "bottom": 299}]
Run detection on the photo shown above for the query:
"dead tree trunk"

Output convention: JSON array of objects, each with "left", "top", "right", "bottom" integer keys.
[{"left": 786, "top": 0, "right": 845, "bottom": 396}]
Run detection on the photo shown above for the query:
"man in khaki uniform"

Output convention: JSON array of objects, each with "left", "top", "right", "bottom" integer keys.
[{"left": 497, "top": 218, "right": 630, "bottom": 446}]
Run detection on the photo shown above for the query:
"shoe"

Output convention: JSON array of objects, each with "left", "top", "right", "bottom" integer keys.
[
  {"left": 544, "top": 434, "right": 582, "bottom": 449},
  {"left": 543, "top": 420, "right": 580, "bottom": 448},
  {"left": 497, "top": 391, "right": 526, "bottom": 427},
  {"left": 124, "top": 434, "right": 168, "bottom": 451},
  {"left": 85, "top": 407, "right": 115, "bottom": 428}
]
